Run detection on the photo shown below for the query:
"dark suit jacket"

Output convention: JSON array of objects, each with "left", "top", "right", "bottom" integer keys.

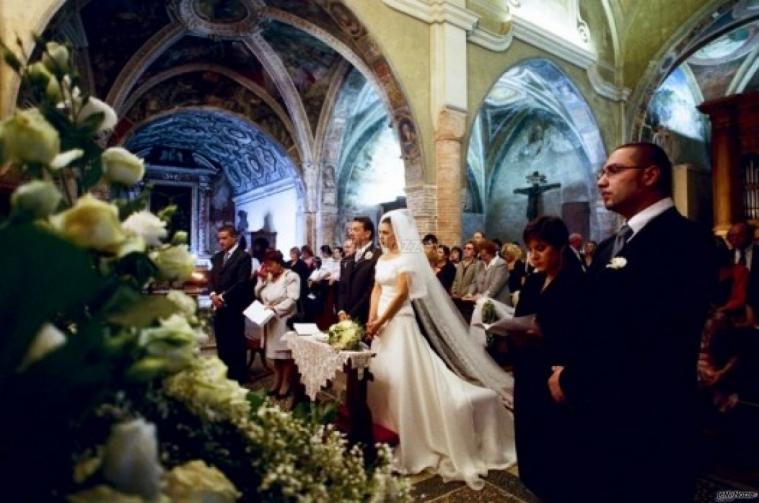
[
  {"left": 744, "top": 243, "right": 759, "bottom": 313},
  {"left": 559, "top": 207, "right": 716, "bottom": 501},
  {"left": 209, "top": 246, "right": 253, "bottom": 312},
  {"left": 336, "top": 245, "right": 382, "bottom": 324}
]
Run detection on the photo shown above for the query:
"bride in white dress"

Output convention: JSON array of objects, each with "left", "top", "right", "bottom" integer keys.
[{"left": 365, "top": 210, "right": 516, "bottom": 490}]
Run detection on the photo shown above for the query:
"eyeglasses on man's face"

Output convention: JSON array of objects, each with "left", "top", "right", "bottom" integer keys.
[{"left": 596, "top": 164, "right": 649, "bottom": 181}]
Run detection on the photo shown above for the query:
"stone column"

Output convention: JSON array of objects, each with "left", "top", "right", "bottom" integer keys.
[
  {"left": 434, "top": 108, "right": 466, "bottom": 245},
  {"left": 198, "top": 178, "right": 212, "bottom": 257},
  {"left": 302, "top": 161, "right": 319, "bottom": 247}
]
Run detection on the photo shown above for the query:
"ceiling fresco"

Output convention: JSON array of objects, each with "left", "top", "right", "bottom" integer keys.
[
  {"left": 125, "top": 110, "right": 299, "bottom": 195},
  {"left": 79, "top": 0, "right": 172, "bottom": 97}
]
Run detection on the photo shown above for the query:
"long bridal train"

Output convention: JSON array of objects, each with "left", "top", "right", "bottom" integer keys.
[{"left": 366, "top": 211, "right": 516, "bottom": 490}]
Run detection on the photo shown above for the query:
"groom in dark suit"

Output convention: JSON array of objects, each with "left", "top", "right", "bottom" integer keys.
[
  {"left": 209, "top": 224, "right": 252, "bottom": 383},
  {"left": 337, "top": 217, "right": 381, "bottom": 325},
  {"left": 548, "top": 143, "right": 716, "bottom": 502}
]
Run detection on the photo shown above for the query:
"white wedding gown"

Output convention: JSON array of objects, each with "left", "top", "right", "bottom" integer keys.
[{"left": 367, "top": 255, "right": 517, "bottom": 490}]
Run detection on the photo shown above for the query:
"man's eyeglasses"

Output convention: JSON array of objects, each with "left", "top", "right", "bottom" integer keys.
[{"left": 596, "top": 164, "right": 648, "bottom": 180}]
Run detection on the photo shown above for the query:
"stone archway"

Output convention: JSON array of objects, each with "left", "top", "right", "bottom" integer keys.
[
  {"left": 20, "top": 0, "right": 427, "bottom": 248},
  {"left": 466, "top": 58, "right": 611, "bottom": 242}
]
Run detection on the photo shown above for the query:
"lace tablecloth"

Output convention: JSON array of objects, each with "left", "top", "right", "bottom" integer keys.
[{"left": 283, "top": 332, "right": 375, "bottom": 400}]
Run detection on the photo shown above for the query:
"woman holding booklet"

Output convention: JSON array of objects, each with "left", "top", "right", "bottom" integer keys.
[
  {"left": 510, "top": 216, "right": 585, "bottom": 502},
  {"left": 254, "top": 249, "right": 301, "bottom": 398}
]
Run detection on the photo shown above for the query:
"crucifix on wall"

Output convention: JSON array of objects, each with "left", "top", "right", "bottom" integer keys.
[{"left": 513, "top": 171, "right": 561, "bottom": 220}]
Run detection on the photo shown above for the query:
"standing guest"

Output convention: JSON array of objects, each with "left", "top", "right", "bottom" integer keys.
[
  {"left": 511, "top": 217, "right": 584, "bottom": 502},
  {"left": 568, "top": 232, "right": 585, "bottom": 270},
  {"left": 548, "top": 143, "right": 716, "bottom": 503},
  {"left": 434, "top": 244, "right": 456, "bottom": 293},
  {"left": 502, "top": 243, "right": 527, "bottom": 297},
  {"left": 468, "top": 240, "right": 511, "bottom": 304},
  {"left": 255, "top": 250, "right": 301, "bottom": 398},
  {"left": 451, "top": 241, "right": 481, "bottom": 298},
  {"left": 336, "top": 217, "right": 382, "bottom": 324},
  {"left": 342, "top": 238, "right": 355, "bottom": 259},
  {"left": 319, "top": 244, "right": 340, "bottom": 282},
  {"left": 422, "top": 233, "right": 439, "bottom": 266},
  {"left": 472, "top": 230, "right": 486, "bottom": 248},
  {"left": 449, "top": 245, "right": 462, "bottom": 265},
  {"left": 301, "top": 245, "right": 316, "bottom": 270},
  {"left": 581, "top": 240, "right": 597, "bottom": 269},
  {"left": 209, "top": 225, "right": 252, "bottom": 383},
  {"left": 493, "top": 238, "right": 504, "bottom": 257},
  {"left": 287, "top": 246, "right": 310, "bottom": 318}
]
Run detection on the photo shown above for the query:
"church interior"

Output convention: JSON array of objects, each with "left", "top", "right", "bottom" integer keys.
[{"left": 1, "top": 0, "right": 759, "bottom": 501}]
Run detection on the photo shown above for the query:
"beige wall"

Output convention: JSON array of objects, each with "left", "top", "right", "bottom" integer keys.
[{"left": 0, "top": 0, "right": 65, "bottom": 118}]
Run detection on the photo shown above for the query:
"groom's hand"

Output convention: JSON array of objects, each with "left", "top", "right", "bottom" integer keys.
[{"left": 548, "top": 366, "right": 566, "bottom": 403}]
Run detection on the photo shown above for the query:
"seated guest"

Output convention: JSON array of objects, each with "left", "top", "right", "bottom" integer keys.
[
  {"left": 581, "top": 240, "right": 597, "bottom": 269},
  {"left": 502, "top": 243, "right": 526, "bottom": 297},
  {"left": 255, "top": 250, "right": 301, "bottom": 398},
  {"left": 493, "top": 238, "right": 504, "bottom": 257},
  {"left": 512, "top": 216, "right": 584, "bottom": 501},
  {"left": 319, "top": 245, "right": 340, "bottom": 282},
  {"left": 450, "top": 245, "right": 462, "bottom": 265},
  {"left": 434, "top": 245, "right": 456, "bottom": 293}
]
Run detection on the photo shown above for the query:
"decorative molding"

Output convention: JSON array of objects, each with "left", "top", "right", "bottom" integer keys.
[{"left": 382, "top": 0, "right": 629, "bottom": 101}]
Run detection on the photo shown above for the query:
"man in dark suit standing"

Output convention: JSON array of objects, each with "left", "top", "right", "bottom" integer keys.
[
  {"left": 337, "top": 217, "right": 381, "bottom": 325},
  {"left": 209, "top": 224, "right": 252, "bottom": 383},
  {"left": 548, "top": 143, "right": 716, "bottom": 502}
]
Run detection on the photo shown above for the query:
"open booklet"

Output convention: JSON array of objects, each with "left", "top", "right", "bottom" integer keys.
[
  {"left": 243, "top": 300, "right": 275, "bottom": 326},
  {"left": 478, "top": 314, "right": 540, "bottom": 338}
]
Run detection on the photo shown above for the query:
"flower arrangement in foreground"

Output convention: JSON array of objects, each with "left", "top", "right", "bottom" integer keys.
[
  {"left": 328, "top": 320, "right": 365, "bottom": 351},
  {"left": 0, "top": 38, "right": 410, "bottom": 501}
]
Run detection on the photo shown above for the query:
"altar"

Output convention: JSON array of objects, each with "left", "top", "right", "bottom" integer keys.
[{"left": 283, "top": 332, "right": 380, "bottom": 457}]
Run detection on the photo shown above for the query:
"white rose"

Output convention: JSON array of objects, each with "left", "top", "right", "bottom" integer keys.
[
  {"left": 150, "top": 245, "right": 195, "bottom": 282},
  {"left": 18, "top": 323, "right": 66, "bottom": 370},
  {"left": 101, "top": 147, "right": 144, "bottom": 186},
  {"left": 42, "top": 41, "right": 70, "bottom": 73},
  {"left": 77, "top": 96, "right": 118, "bottom": 133},
  {"left": 102, "top": 419, "right": 164, "bottom": 500},
  {"left": 116, "top": 235, "right": 147, "bottom": 259},
  {"left": 1, "top": 108, "right": 60, "bottom": 165},
  {"left": 11, "top": 180, "right": 62, "bottom": 219},
  {"left": 166, "top": 290, "right": 197, "bottom": 317},
  {"left": 164, "top": 460, "right": 241, "bottom": 503},
  {"left": 606, "top": 257, "right": 628, "bottom": 270},
  {"left": 122, "top": 210, "right": 167, "bottom": 246},
  {"left": 51, "top": 193, "right": 125, "bottom": 251}
]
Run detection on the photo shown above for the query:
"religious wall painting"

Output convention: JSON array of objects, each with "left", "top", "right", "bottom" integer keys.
[
  {"left": 79, "top": 0, "right": 172, "bottom": 96},
  {"left": 151, "top": 184, "right": 194, "bottom": 246},
  {"left": 396, "top": 116, "right": 420, "bottom": 160}
]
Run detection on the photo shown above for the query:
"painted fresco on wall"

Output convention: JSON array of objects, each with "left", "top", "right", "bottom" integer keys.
[
  {"left": 647, "top": 67, "right": 706, "bottom": 142},
  {"left": 125, "top": 72, "right": 295, "bottom": 154},
  {"left": 466, "top": 59, "right": 609, "bottom": 242},
  {"left": 80, "top": 0, "right": 171, "bottom": 96},
  {"left": 262, "top": 21, "right": 341, "bottom": 131}
]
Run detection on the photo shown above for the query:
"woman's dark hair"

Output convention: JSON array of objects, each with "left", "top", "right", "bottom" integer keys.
[
  {"left": 335, "top": 246, "right": 344, "bottom": 257},
  {"left": 380, "top": 216, "right": 391, "bottom": 225},
  {"left": 451, "top": 245, "right": 462, "bottom": 258},
  {"left": 353, "top": 216, "right": 375, "bottom": 240},
  {"left": 301, "top": 245, "right": 314, "bottom": 258},
  {"left": 289, "top": 246, "right": 301, "bottom": 257},
  {"left": 440, "top": 245, "right": 451, "bottom": 258},
  {"left": 263, "top": 249, "right": 285, "bottom": 266},
  {"left": 320, "top": 244, "right": 332, "bottom": 256},
  {"left": 479, "top": 239, "right": 498, "bottom": 256},
  {"left": 523, "top": 216, "right": 570, "bottom": 250}
]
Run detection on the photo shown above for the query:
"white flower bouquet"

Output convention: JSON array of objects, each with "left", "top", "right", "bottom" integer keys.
[
  {"left": 328, "top": 319, "right": 365, "bottom": 351},
  {"left": 0, "top": 37, "right": 409, "bottom": 502}
]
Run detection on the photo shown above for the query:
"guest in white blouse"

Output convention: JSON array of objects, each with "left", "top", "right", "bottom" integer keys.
[{"left": 255, "top": 249, "right": 301, "bottom": 398}]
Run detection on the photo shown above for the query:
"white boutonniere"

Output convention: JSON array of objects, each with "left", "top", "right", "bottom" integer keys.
[
  {"left": 606, "top": 257, "right": 627, "bottom": 270},
  {"left": 364, "top": 251, "right": 373, "bottom": 260}
]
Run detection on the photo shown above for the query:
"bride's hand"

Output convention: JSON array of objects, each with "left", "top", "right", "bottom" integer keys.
[{"left": 366, "top": 319, "right": 383, "bottom": 337}]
